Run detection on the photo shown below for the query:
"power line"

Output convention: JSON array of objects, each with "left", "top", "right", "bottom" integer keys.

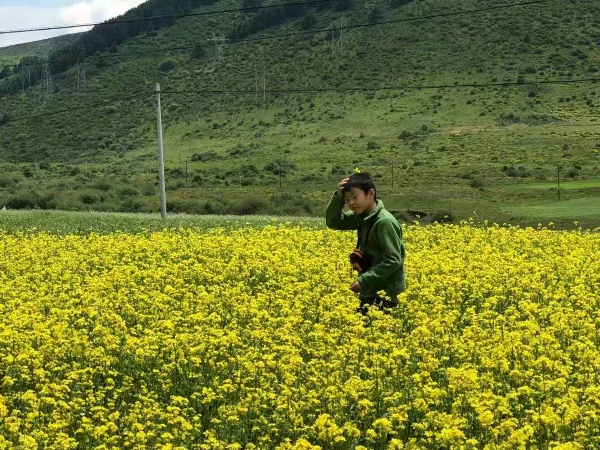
[
  {"left": 159, "top": 77, "right": 600, "bottom": 95},
  {"left": 2, "top": 77, "right": 598, "bottom": 127},
  {"left": 1, "top": 0, "right": 561, "bottom": 70},
  {"left": 0, "top": 0, "right": 335, "bottom": 36}
]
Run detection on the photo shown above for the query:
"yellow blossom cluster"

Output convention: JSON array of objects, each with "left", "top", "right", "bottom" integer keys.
[{"left": 0, "top": 223, "right": 598, "bottom": 449}]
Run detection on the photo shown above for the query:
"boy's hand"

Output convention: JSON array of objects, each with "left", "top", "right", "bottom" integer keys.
[
  {"left": 338, "top": 178, "right": 349, "bottom": 195},
  {"left": 349, "top": 280, "right": 361, "bottom": 293}
]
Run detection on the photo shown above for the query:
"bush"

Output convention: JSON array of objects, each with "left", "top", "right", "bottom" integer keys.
[
  {"left": 367, "top": 141, "right": 380, "bottom": 150},
  {"left": 80, "top": 191, "right": 101, "bottom": 204},
  {"left": 0, "top": 176, "right": 15, "bottom": 188},
  {"left": 368, "top": 6, "right": 384, "bottom": 23},
  {"left": 6, "top": 194, "right": 36, "bottom": 209},
  {"left": 469, "top": 178, "right": 485, "bottom": 189},
  {"left": 330, "top": 165, "right": 345, "bottom": 175},
  {"left": 300, "top": 12, "right": 317, "bottom": 29},
  {"left": 231, "top": 197, "right": 269, "bottom": 215},
  {"left": 159, "top": 59, "right": 176, "bottom": 72},
  {"left": 167, "top": 168, "right": 186, "bottom": 179},
  {"left": 229, "top": 143, "right": 252, "bottom": 157},
  {"left": 498, "top": 112, "right": 521, "bottom": 125},
  {"left": 93, "top": 180, "right": 111, "bottom": 191},
  {"left": 191, "top": 151, "right": 219, "bottom": 162},
  {"left": 334, "top": 0, "right": 353, "bottom": 11},
  {"left": 502, "top": 165, "right": 531, "bottom": 178},
  {"left": 119, "top": 186, "right": 139, "bottom": 197},
  {"left": 190, "top": 45, "right": 206, "bottom": 59},
  {"left": 264, "top": 160, "right": 297, "bottom": 175},
  {"left": 431, "top": 211, "right": 454, "bottom": 223}
]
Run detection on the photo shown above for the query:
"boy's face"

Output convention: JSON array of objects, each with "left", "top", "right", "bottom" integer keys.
[{"left": 344, "top": 187, "right": 375, "bottom": 215}]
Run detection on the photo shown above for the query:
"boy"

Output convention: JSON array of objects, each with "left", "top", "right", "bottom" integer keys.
[{"left": 326, "top": 172, "right": 406, "bottom": 312}]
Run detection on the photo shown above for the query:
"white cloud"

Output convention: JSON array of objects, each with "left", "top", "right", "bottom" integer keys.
[{"left": 0, "top": 0, "right": 147, "bottom": 48}]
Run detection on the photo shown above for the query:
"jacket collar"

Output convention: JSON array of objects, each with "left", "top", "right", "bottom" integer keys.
[{"left": 361, "top": 200, "right": 384, "bottom": 221}]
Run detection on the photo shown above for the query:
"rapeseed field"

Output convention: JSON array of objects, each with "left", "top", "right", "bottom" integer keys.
[{"left": 0, "top": 223, "right": 598, "bottom": 449}]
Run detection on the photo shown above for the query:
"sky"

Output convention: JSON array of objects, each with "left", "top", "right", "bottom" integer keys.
[{"left": 0, "top": 0, "right": 148, "bottom": 48}]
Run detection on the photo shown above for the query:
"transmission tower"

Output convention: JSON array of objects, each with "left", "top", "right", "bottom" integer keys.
[
  {"left": 331, "top": 20, "right": 344, "bottom": 59},
  {"left": 208, "top": 33, "right": 226, "bottom": 66},
  {"left": 77, "top": 60, "right": 86, "bottom": 90},
  {"left": 0, "top": 97, "right": 8, "bottom": 124},
  {"left": 255, "top": 67, "right": 267, "bottom": 104},
  {"left": 40, "top": 42, "right": 54, "bottom": 95},
  {"left": 20, "top": 61, "right": 32, "bottom": 93}
]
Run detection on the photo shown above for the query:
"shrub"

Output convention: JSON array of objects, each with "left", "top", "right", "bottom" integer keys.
[
  {"left": 498, "top": 112, "right": 521, "bottom": 125},
  {"left": 300, "top": 12, "right": 317, "bottom": 29},
  {"left": 334, "top": 0, "right": 353, "bottom": 11},
  {"left": 80, "top": 191, "right": 101, "bottom": 205},
  {"left": 191, "top": 151, "right": 219, "bottom": 161},
  {"left": 367, "top": 141, "right": 380, "bottom": 150},
  {"left": 503, "top": 166, "right": 531, "bottom": 178},
  {"left": 229, "top": 143, "right": 252, "bottom": 157},
  {"left": 231, "top": 197, "right": 269, "bottom": 215},
  {"left": 264, "top": 160, "right": 297, "bottom": 175},
  {"left": 431, "top": 211, "right": 454, "bottom": 223},
  {"left": 119, "top": 186, "right": 139, "bottom": 197},
  {"left": 159, "top": 59, "right": 176, "bottom": 72},
  {"left": 469, "top": 178, "right": 485, "bottom": 189},
  {"left": 93, "top": 180, "right": 111, "bottom": 191},
  {"left": 6, "top": 194, "right": 36, "bottom": 209},
  {"left": 167, "top": 168, "right": 186, "bottom": 179},
  {"left": 190, "top": 45, "right": 206, "bottom": 59},
  {"left": 0, "top": 176, "right": 15, "bottom": 188}
]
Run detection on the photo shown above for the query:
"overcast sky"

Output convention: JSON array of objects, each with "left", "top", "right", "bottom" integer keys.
[{"left": 0, "top": 0, "right": 148, "bottom": 48}]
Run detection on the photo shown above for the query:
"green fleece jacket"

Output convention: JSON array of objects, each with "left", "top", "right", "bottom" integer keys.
[{"left": 326, "top": 193, "right": 406, "bottom": 304}]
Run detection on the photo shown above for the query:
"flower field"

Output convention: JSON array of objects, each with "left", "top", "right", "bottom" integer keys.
[{"left": 0, "top": 223, "right": 599, "bottom": 449}]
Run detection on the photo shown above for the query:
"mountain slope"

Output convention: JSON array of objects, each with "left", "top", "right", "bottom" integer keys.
[
  {"left": 0, "top": 0, "right": 598, "bottom": 226},
  {"left": 0, "top": 33, "right": 82, "bottom": 67}
]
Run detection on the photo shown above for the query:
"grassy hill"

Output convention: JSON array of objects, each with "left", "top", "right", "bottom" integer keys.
[
  {"left": 0, "top": 0, "right": 599, "bottom": 228},
  {"left": 0, "top": 33, "right": 82, "bottom": 66}
]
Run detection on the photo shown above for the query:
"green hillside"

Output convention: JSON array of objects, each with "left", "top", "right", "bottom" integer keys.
[
  {"left": 0, "top": 0, "right": 599, "bottom": 228},
  {"left": 0, "top": 33, "right": 82, "bottom": 66}
]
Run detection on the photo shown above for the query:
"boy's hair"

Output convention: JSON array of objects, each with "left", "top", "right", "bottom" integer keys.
[{"left": 343, "top": 172, "right": 377, "bottom": 200}]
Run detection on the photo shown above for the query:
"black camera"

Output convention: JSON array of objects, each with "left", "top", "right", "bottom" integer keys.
[{"left": 349, "top": 248, "right": 373, "bottom": 273}]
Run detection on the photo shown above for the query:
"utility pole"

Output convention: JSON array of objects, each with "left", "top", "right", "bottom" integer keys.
[
  {"left": 557, "top": 164, "right": 561, "bottom": 201},
  {"left": 155, "top": 83, "right": 167, "bottom": 219}
]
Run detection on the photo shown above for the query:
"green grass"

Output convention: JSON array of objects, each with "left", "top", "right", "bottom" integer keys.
[
  {"left": 0, "top": 210, "right": 324, "bottom": 235},
  {"left": 501, "top": 198, "right": 600, "bottom": 222},
  {"left": 518, "top": 179, "right": 600, "bottom": 190}
]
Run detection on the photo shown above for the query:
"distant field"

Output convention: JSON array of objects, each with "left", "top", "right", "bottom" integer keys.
[
  {"left": 0, "top": 210, "right": 323, "bottom": 235},
  {"left": 501, "top": 198, "right": 600, "bottom": 222},
  {"left": 518, "top": 179, "right": 600, "bottom": 190}
]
